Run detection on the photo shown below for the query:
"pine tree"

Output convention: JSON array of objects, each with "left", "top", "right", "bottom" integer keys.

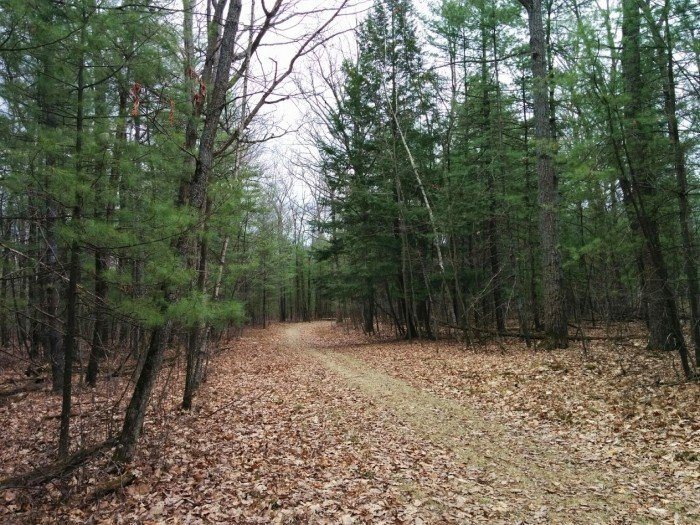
[{"left": 517, "top": 0, "right": 568, "bottom": 348}]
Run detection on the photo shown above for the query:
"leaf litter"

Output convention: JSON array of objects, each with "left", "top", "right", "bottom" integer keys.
[{"left": 0, "top": 321, "right": 697, "bottom": 523}]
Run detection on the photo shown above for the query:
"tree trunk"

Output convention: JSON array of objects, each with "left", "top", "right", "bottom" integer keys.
[
  {"left": 37, "top": 21, "right": 64, "bottom": 391},
  {"left": 649, "top": 3, "right": 700, "bottom": 366},
  {"left": 86, "top": 80, "right": 125, "bottom": 386},
  {"left": 362, "top": 286, "right": 374, "bottom": 334},
  {"left": 619, "top": 0, "right": 691, "bottom": 376},
  {"left": 59, "top": 33, "right": 85, "bottom": 458},
  {"left": 117, "top": 0, "right": 245, "bottom": 450},
  {"left": 519, "top": 0, "right": 568, "bottom": 348},
  {"left": 114, "top": 319, "right": 172, "bottom": 463},
  {"left": 0, "top": 204, "right": 11, "bottom": 348}
]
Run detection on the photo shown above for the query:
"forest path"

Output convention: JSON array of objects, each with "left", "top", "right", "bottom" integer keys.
[
  {"left": 284, "top": 322, "right": 644, "bottom": 524},
  {"left": 6, "top": 321, "right": 692, "bottom": 524}
]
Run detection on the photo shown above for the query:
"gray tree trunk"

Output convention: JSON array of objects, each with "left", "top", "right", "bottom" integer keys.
[
  {"left": 519, "top": 0, "right": 568, "bottom": 347},
  {"left": 619, "top": 0, "right": 691, "bottom": 376}
]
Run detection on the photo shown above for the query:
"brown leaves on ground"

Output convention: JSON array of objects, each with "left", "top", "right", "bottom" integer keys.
[
  {"left": 307, "top": 322, "right": 700, "bottom": 522},
  {"left": 0, "top": 321, "right": 698, "bottom": 524}
]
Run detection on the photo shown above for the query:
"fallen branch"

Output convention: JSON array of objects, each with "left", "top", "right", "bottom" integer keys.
[
  {"left": 0, "top": 375, "right": 46, "bottom": 387},
  {"left": 439, "top": 322, "right": 629, "bottom": 342},
  {"left": 0, "top": 382, "right": 46, "bottom": 399},
  {"left": 0, "top": 440, "right": 115, "bottom": 490},
  {"left": 86, "top": 471, "right": 136, "bottom": 501}
]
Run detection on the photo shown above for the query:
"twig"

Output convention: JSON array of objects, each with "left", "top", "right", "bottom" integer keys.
[
  {"left": 0, "top": 440, "right": 115, "bottom": 489},
  {"left": 86, "top": 471, "right": 136, "bottom": 501}
]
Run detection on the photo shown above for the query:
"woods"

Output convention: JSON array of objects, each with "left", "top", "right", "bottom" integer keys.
[
  {"left": 0, "top": 0, "right": 698, "bottom": 522},
  {"left": 313, "top": 0, "right": 700, "bottom": 370},
  {"left": 0, "top": 0, "right": 345, "bottom": 465}
]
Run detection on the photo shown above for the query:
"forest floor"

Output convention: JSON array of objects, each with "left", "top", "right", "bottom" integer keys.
[{"left": 1, "top": 321, "right": 699, "bottom": 524}]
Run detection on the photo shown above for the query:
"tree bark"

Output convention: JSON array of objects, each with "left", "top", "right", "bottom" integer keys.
[
  {"left": 619, "top": 0, "right": 691, "bottom": 376},
  {"left": 36, "top": 13, "right": 64, "bottom": 391},
  {"left": 113, "top": 319, "right": 172, "bottom": 463},
  {"left": 646, "top": 2, "right": 700, "bottom": 366},
  {"left": 518, "top": 0, "right": 568, "bottom": 348},
  {"left": 86, "top": 80, "right": 126, "bottom": 386},
  {"left": 116, "top": 0, "right": 245, "bottom": 455},
  {"left": 59, "top": 25, "right": 86, "bottom": 458}
]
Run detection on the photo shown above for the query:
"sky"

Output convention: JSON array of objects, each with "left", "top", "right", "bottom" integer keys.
[
  {"left": 250, "top": 0, "right": 434, "bottom": 207},
  {"left": 246, "top": 0, "right": 371, "bottom": 205}
]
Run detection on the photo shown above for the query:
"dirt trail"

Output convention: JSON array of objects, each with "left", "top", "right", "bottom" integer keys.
[{"left": 285, "top": 322, "right": 668, "bottom": 524}]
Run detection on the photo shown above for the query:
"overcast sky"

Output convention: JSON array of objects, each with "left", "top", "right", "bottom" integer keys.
[{"left": 250, "top": 0, "right": 434, "bottom": 206}]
